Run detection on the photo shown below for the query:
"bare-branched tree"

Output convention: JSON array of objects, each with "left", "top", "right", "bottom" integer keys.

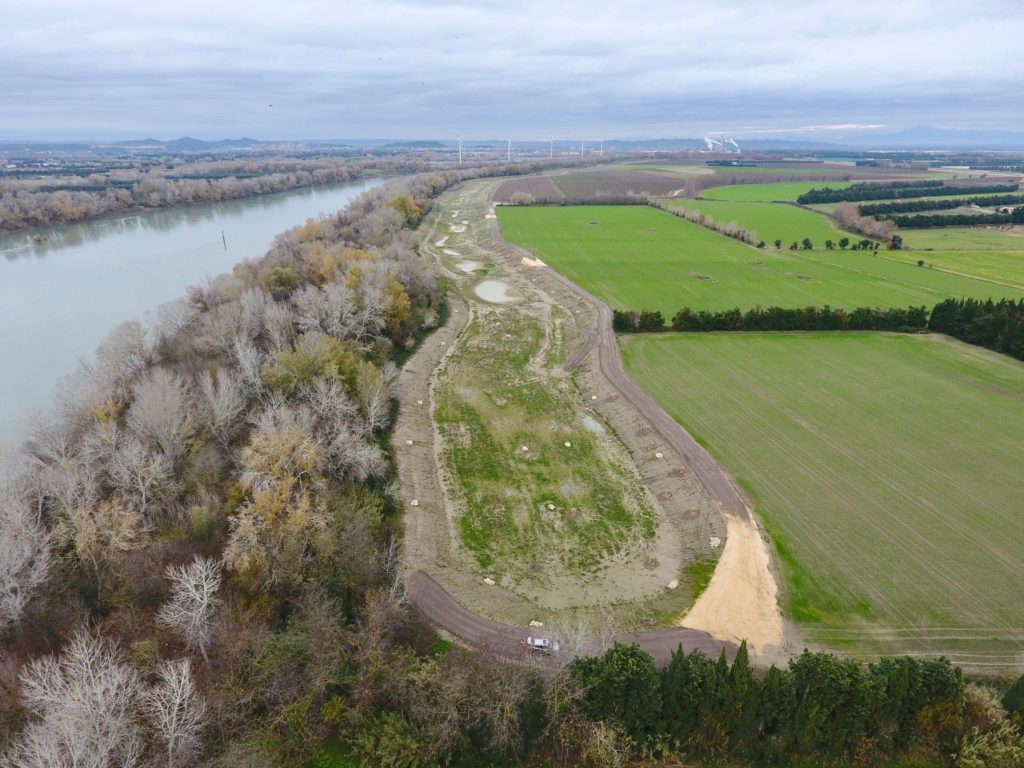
[
  {"left": 127, "top": 368, "right": 194, "bottom": 463},
  {"left": 157, "top": 556, "right": 223, "bottom": 667},
  {"left": 195, "top": 369, "right": 247, "bottom": 447},
  {"left": 143, "top": 658, "right": 207, "bottom": 768},
  {"left": 108, "top": 434, "right": 174, "bottom": 516},
  {"left": 0, "top": 490, "right": 51, "bottom": 630},
  {"left": 3, "top": 632, "right": 145, "bottom": 768}
]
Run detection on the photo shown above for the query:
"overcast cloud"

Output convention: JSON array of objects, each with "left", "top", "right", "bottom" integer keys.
[{"left": 2, "top": 0, "right": 1023, "bottom": 140}]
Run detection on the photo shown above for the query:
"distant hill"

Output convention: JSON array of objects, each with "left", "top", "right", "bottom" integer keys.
[{"left": 834, "top": 126, "right": 1024, "bottom": 150}]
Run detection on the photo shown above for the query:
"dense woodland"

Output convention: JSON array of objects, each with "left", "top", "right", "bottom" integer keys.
[
  {"left": 2, "top": 169, "right": 1024, "bottom": 767},
  {"left": 797, "top": 181, "right": 1019, "bottom": 204}
]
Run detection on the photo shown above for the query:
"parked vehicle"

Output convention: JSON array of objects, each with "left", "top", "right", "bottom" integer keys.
[{"left": 524, "top": 636, "right": 559, "bottom": 653}]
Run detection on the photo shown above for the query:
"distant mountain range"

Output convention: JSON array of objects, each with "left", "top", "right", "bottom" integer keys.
[{"left": 3, "top": 127, "right": 1024, "bottom": 153}]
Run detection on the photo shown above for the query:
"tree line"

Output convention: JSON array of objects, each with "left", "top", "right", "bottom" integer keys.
[
  {"left": 651, "top": 200, "right": 757, "bottom": 244},
  {"left": 858, "top": 193, "right": 1024, "bottom": 216},
  {"left": 571, "top": 641, "right": 1011, "bottom": 766},
  {"left": 797, "top": 181, "right": 1019, "bottom": 204},
  {"left": 613, "top": 305, "right": 930, "bottom": 333},
  {"left": 884, "top": 208, "right": 1024, "bottom": 228},
  {"left": 930, "top": 297, "right": 1024, "bottom": 361}
]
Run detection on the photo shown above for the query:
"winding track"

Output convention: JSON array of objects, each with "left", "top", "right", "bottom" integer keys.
[{"left": 402, "top": 189, "right": 762, "bottom": 665}]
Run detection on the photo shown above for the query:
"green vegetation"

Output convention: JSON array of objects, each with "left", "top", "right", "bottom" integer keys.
[
  {"left": 575, "top": 641, "right": 968, "bottom": 765},
  {"left": 665, "top": 197, "right": 849, "bottom": 246},
  {"left": 622, "top": 332, "right": 1024, "bottom": 662},
  {"left": 435, "top": 305, "right": 654, "bottom": 580},
  {"left": 497, "top": 204, "right": 1022, "bottom": 314}
]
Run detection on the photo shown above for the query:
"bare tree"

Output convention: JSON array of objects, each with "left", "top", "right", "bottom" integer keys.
[
  {"left": 108, "top": 434, "right": 174, "bottom": 516},
  {"left": 292, "top": 281, "right": 357, "bottom": 338},
  {"left": 0, "top": 491, "right": 51, "bottom": 630},
  {"left": 157, "top": 556, "right": 222, "bottom": 666},
  {"left": 127, "top": 368, "right": 194, "bottom": 462},
  {"left": 195, "top": 369, "right": 246, "bottom": 447},
  {"left": 231, "top": 338, "right": 266, "bottom": 400},
  {"left": 262, "top": 299, "right": 295, "bottom": 353},
  {"left": 3, "top": 632, "right": 145, "bottom": 768},
  {"left": 144, "top": 658, "right": 206, "bottom": 768}
]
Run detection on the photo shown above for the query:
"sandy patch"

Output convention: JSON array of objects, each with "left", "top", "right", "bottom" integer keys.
[
  {"left": 435, "top": 236, "right": 449, "bottom": 246},
  {"left": 679, "top": 509, "right": 783, "bottom": 657},
  {"left": 443, "top": 248, "right": 462, "bottom": 257},
  {"left": 521, "top": 256, "right": 547, "bottom": 268},
  {"left": 474, "top": 279, "right": 518, "bottom": 303},
  {"left": 456, "top": 261, "right": 482, "bottom": 273},
  {"left": 450, "top": 224, "right": 467, "bottom": 233},
  {"left": 581, "top": 414, "right": 605, "bottom": 434}
]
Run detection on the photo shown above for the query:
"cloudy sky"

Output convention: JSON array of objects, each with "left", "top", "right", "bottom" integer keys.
[{"left": 3, "top": 0, "right": 1023, "bottom": 141}]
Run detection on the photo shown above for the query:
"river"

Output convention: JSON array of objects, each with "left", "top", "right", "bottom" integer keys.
[{"left": 0, "top": 178, "right": 383, "bottom": 440}]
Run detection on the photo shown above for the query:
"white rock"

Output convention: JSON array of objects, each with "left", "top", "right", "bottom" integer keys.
[
  {"left": 547, "top": 503, "right": 555, "bottom": 511},
  {"left": 529, "top": 620, "right": 544, "bottom": 628},
  {"left": 405, "top": 439, "right": 413, "bottom": 445},
  {"left": 667, "top": 579, "right": 679, "bottom": 590},
  {"left": 709, "top": 536, "right": 721, "bottom": 548},
  {"left": 520, "top": 445, "right": 530, "bottom": 452},
  {"left": 564, "top": 441, "right": 572, "bottom": 448},
  {"left": 410, "top": 499, "right": 419, "bottom": 507},
  {"left": 483, "top": 577, "right": 496, "bottom": 586},
  {"left": 655, "top": 452, "right": 664, "bottom": 459},
  {"left": 591, "top": 395, "right": 598, "bottom": 401},
  {"left": 417, "top": 399, "right": 424, "bottom": 405}
]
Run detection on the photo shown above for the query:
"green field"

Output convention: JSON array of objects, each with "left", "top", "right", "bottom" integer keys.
[
  {"left": 881, "top": 250, "right": 1024, "bottom": 290},
  {"left": 497, "top": 205, "right": 1022, "bottom": 314},
  {"left": 902, "top": 226, "right": 1024, "bottom": 252},
  {"left": 702, "top": 181, "right": 856, "bottom": 202},
  {"left": 665, "top": 199, "right": 850, "bottom": 248},
  {"left": 667, "top": 198, "right": 1024, "bottom": 288},
  {"left": 622, "top": 332, "right": 1024, "bottom": 663}
]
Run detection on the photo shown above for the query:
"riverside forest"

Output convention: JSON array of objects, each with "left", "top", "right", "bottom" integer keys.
[{"left": 4, "top": 2, "right": 1024, "bottom": 767}]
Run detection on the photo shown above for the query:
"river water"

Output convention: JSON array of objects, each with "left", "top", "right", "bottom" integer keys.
[{"left": 0, "top": 178, "right": 382, "bottom": 440}]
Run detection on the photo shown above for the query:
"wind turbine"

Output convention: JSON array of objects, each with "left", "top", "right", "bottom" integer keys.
[
  {"left": 599, "top": 138, "right": 604, "bottom": 156},
  {"left": 507, "top": 138, "right": 511, "bottom": 162},
  {"left": 457, "top": 136, "right": 462, "bottom": 166},
  {"left": 549, "top": 135, "right": 553, "bottom": 159}
]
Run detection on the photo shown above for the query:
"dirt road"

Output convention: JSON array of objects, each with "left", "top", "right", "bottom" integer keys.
[{"left": 409, "top": 570, "right": 736, "bottom": 665}]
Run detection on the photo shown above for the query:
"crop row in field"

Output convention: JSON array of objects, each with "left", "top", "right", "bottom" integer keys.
[
  {"left": 622, "top": 332, "right": 1024, "bottom": 662},
  {"left": 497, "top": 205, "right": 1022, "bottom": 314}
]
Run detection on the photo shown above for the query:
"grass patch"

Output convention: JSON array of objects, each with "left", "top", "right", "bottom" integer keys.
[
  {"left": 435, "top": 306, "right": 654, "bottom": 583},
  {"left": 622, "top": 331, "right": 1024, "bottom": 662},
  {"left": 702, "top": 181, "right": 857, "bottom": 202},
  {"left": 665, "top": 198, "right": 850, "bottom": 248},
  {"left": 497, "top": 205, "right": 1022, "bottom": 315}
]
